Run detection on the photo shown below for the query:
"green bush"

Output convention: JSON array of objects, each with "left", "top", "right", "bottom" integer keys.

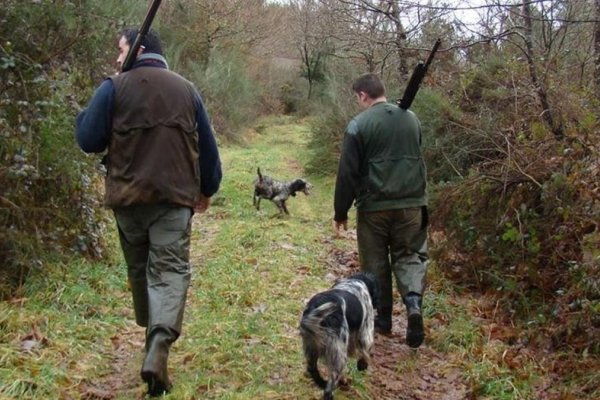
[
  {"left": 305, "top": 84, "right": 357, "bottom": 175},
  {"left": 188, "top": 48, "right": 266, "bottom": 141},
  {"left": 304, "top": 61, "right": 362, "bottom": 175},
  {"left": 279, "top": 78, "right": 308, "bottom": 115},
  {"left": 410, "top": 88, "right": 471, "bottom": 182},
  {"left": 0, "top": 0, "right": 129, "bottom": 298}
]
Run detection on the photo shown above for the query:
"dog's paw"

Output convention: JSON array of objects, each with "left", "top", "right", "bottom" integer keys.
[
  {"left": 357, "top": 359, "right": 369, "bottom": 371},
  {"left": 339, "top": 376, "right": 351, "bottom": 387}
]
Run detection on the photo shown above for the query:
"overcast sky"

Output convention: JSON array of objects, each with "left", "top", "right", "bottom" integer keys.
[{"left": 265, "top": 0, "right": 490, "bottom": 26}]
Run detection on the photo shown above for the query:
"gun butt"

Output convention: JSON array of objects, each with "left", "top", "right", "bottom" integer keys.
[
  {"left": 397, "top": 39, "right": 441, "bottom": 110},
  {"left": 398, "top": 63, "right": 425, "bottom": 110}
]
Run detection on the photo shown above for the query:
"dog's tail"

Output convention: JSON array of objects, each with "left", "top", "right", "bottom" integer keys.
[
  {"left": 257, "top": 167, "right": 263, "bottom": 182},
  {"left": 300, "top": 301, "right": 343, "bottom": 337}
]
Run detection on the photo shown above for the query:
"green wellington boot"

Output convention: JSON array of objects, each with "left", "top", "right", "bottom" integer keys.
[
  {"left": 404, "top": 293, "right": 424, "bottom": 348},
  {"left": 141, "top": 329, "right": 173, "bottom": 396},
  {"left": 375, "top": 306, "right": 393, "bottom": 334}
]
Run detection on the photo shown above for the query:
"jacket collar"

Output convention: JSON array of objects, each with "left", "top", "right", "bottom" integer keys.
[{"left": 133, "top": 53, "right": 169, "bottom": 70}]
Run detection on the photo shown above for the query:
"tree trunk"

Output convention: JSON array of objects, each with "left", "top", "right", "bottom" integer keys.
[
  {"left": 301, "top": 43, "right": 314, "bottom": 99},
  {"left": 522, "top": 1, "right": 563, "bottom": 140},
  {"left": 389, "top": 0, "right": 408, "bottom": 82},
  {"left": 594, "top": 0, "right": 600, "bottom": 97}
]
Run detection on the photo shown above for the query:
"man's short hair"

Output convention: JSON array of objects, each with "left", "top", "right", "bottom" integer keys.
[
  {"left": 352, "top": 73, "right": 386, "bottom": 99},
  {"left": 121, "top": 27, "right": 163, "bottom": 55}
]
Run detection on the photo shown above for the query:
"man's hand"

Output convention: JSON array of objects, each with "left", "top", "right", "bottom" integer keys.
[
  {"left": 333, "top": 219, "right": 348, "bottom": 238},
  {"left": 194, "top": 194, "right": 210, "bottom": 214}
]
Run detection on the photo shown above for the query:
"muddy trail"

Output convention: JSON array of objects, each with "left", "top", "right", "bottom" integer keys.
[
  {"left": 78, "top": 320, "right": 146, "bottom": 399},
  {"left": 83, "top": 241, "right": 470, "bottom": 400},
  {"left": 326, "top": 238, "right": 470, "bottom": 400}
]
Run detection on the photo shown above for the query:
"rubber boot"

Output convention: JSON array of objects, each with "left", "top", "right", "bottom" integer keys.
[
  {"left": 404, "top": 293, "right": 424, "bottom": 348},
  {"left": 375, "top": 306, "right": 393, "bottom": 334},
  {"left": 141, "top": 329, "right": 173, "bottom": 396}
]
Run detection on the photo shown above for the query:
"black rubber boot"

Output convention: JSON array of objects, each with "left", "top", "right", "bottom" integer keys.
[
  {"left": 404, "top": 293, "right": 424, "bottom": 348},
  {"left": 375, "top": 306, "right": 393, "bottom": 335},
  {"left": 141, "top": 329, "right": 173, "bottom": 396}
]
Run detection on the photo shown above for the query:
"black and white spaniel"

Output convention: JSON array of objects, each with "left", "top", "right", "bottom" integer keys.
[
  {"left": 299, "top": 272, "right": 379, "bottom": 400},
  {"left": 253, "top": 167, "right": 312, "bottom": 215}
]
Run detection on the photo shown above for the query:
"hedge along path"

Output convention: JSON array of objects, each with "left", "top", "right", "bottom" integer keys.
[{"left": 120, "top": 115, "right": 469, "bottom": 399}]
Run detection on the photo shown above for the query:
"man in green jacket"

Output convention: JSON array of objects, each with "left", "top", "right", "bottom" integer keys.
[{"left": 333, "top": 73, "right": 428, "bottom": 348}]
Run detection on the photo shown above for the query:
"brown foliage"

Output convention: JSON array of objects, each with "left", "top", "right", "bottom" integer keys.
[{"left": 431, "top": 131, "right": 599, "bottom": 354}]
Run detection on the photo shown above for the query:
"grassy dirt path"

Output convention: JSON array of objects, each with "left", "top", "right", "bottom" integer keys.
[
  {"left": 0, "top": 115, "right": 468, "bottom": 400},
  {"left": 165, "top": 116, "right": 469, "bottom": 399},
  {"left": 80, "top": 116, "right": 575, "bottom": 400}
]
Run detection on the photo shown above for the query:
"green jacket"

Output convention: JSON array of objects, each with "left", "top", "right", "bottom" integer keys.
[{"left": 334, "top": 101, "right": 427, "bottom": 221}]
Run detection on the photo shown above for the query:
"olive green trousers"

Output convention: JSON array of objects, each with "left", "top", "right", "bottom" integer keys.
[
  {"left": 114, "top": 204, "right": 193, "bottom": 339},
  {"left": 357, "top": 207, "right": 428, "bottom": 310}
]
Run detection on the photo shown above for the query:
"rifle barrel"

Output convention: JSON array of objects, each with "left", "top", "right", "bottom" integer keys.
[{"left": 423, "top": 39, "right": 442, "bottom": 71}]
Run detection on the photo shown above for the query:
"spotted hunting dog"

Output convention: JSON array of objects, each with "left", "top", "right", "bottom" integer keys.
[{"left": 299, "top": 272, "right": 379, "bottom": 400}]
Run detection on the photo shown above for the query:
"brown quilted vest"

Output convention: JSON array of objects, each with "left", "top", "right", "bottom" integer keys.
[{"left": 105, "top": 67, "right": 200, "bottom": 208}]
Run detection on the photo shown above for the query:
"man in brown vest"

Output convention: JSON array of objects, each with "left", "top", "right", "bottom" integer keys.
[{"left": 75, "top": 28, "right": 222, "bottom": 396}]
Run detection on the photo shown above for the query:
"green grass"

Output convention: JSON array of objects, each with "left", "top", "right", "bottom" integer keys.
[
  {"left": 0, "top": 256, "right": 130, "bottom": 399},
  {"left": 425, "top": 263, "right": 540, "bottom": 400}
]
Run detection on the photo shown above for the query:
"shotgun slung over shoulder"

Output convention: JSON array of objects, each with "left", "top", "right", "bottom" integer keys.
[{"left": 397, "top": 38, "right": 441, "bottom": 110}]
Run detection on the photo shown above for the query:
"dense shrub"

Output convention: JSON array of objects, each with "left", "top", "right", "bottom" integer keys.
[
  {"left": 429, "top": 54, "right": 600, "bottom": 353},
  {"left": 279, "top": 78, "right": 308, "bottom": 115},
  {"left": 304, "top": 69, "right": 358, "bottom": 176},
  {"left": 410, "top": 88, "right": 473, "bottom": 182},
  {"left": 188, "top": 48, "right": 268, "bottom": 140},
  {"left": 0, "top": 0, "right": 129, "bottom": 298}
]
